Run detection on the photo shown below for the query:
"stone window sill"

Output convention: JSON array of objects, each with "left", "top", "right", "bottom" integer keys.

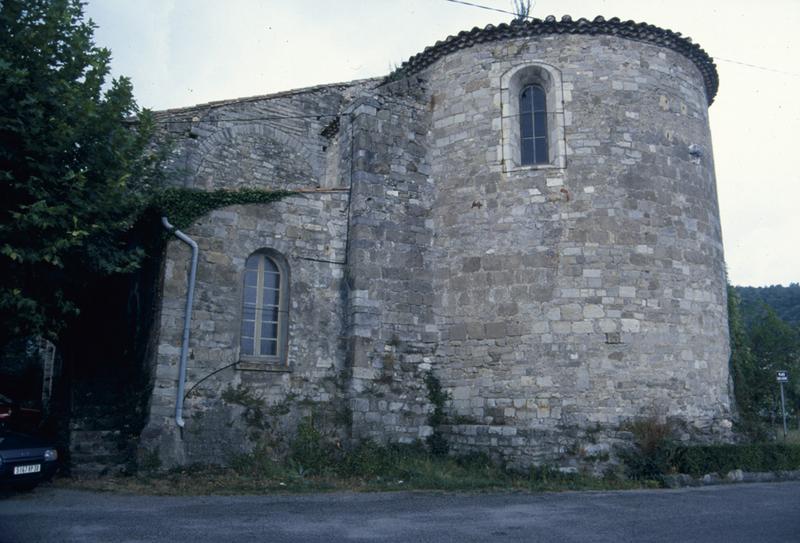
[
  {"left": 236, "top": 359, "right": 292, "bottom": 372},
  {"left": 503, "top": 162, "right": 565, "bottom": 174}
]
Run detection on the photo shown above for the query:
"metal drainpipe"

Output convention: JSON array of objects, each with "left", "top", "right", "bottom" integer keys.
[{"left": 161, "top": 217, "right": 198, "bottom": 428}]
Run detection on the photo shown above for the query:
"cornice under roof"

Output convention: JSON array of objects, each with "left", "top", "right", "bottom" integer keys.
[{"left": 393, "top": 15, "right": 718, "bottom": 104}]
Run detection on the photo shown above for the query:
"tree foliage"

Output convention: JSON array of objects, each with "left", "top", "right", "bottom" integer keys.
[
  {"left": 735, "top": 283, "right": 800, "bottom": 328},
  {"left": 729, "top": 286, "right": 800, "bottom": 436},
  {"left": 749, "top": 308, "right": 800, "bottom": 423},
  {"left": 0, "top": 0, "right": 162, "bottom": 345},
  {"left": 728, "top": 287, "right": 758, "bottom": 421}
]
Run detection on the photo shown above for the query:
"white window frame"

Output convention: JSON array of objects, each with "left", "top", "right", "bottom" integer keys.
[{"left": 239, "top": 250, "right": 290, "bottom": 366}]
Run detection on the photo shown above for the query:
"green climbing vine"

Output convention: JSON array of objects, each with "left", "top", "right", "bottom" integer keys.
[{"left": 152, "top": 187, "right": 295, "bottom": 230}]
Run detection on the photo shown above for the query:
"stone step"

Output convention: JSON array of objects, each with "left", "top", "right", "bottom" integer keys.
[
  {"left": 69, "top": 461, "right": 128, "bottom": 478},
  {"left": 69, "top": 429, "right": 135, "bottom": 476},
  {"left": 69, "top": 414, "right": 135, "bottom": 430}
]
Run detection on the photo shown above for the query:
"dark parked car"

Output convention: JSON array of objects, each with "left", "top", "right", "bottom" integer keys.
[{"left": 0, "top": 394, "right": 58, "bottom": 490}]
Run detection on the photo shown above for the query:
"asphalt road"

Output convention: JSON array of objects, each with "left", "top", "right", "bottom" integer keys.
[{"left": 1, "top": 482, "right": 799, "bottom": 542}]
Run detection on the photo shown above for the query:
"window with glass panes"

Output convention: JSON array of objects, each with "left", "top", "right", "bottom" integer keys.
[
  {"left": 240, "top": 253, "right": 282, "bottom": 358},
  {"left": 519, "top": 84, "right": 548, "bottom": 165}
]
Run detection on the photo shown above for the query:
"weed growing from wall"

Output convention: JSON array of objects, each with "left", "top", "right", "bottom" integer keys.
[
  {"left": 221, "top": 384, "right": 268, "bottom": 431},
  {"left": 424, "top": 371, "right": 450, "bottom": 456},
  {"left": 137, "top": 448, "right": 162, "bottom": 474},
  {"left": 617, "top": 415, "right": 676, "bottom": 482},
  {"left": 289, "top": 416, "right": 337, "bottom": 475}
]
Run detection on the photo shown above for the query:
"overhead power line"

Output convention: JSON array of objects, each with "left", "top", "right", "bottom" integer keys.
[
  {"left": 442, "top": 0, "right": 800, "bottom": 78},
  {"left": 442, "top": 0, "right": 526, "bottom": 19},
  {"left": 154, "top": 94, "right": 425, "bottom": 125},
  {"left": 153, "top": 0, "right": 796, "bottom": 127},
  {"left": 715, "top": 57, "right": 800, "bottom": 78},
  {"left": 157, "top": 113, "right": 339, "bottom": 125}
]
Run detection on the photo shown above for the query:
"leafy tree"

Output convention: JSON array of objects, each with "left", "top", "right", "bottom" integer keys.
[
  {"left": 735, "top": 284, "right": 800, "bottom": 328},
  {"left": 730, "top": 283, "right": 800, "bottom": 437},
  {"left": 749, "top": 307, "right": 800, "bottom": 430},
  {"left": 728, "top": 287, "right": 759, "bottom": 427},
  {"left": 0, "top": 0, "right": 161, "bottom": 346}
]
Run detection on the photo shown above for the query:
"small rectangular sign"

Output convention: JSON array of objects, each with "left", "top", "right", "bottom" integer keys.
[{"left": 777, "top": 370, "right": 789, "bottom": 383}]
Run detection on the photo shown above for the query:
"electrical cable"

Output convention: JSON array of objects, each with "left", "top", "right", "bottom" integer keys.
[
  {"left": 441, "top": 0, "right": 800, "bottom": 78},
  {"left": 442, "top": 0, "right": 527, "bottom": 19},
  {"left": 157, "top": 113, "right": 340, "bottom": 124},
  {"left": 183, "top": 361, "right": 239, "bottom": 400},
  {"left": 155, "top": 93, "right": 425, "bottom": 126},
  {"left": 715, "top": 57, "right": 800, "bottom": 78}
]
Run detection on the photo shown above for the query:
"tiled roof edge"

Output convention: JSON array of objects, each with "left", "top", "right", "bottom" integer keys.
[
  {"left": 152, "top": 77, "right": 383, "bottom": 118},
  {"left": 390, "top": 15, "right": 718, "bottom": 104}
]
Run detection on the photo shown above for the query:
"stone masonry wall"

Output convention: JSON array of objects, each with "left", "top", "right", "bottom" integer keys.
[
  {"left": 422, "top": 34, "right": 731, "bottom": 465},
  {"left": 140, "top": 82, "right": 375, "bottom": 466},
  {"left": 137, "top": 27, "right": 733, "bottom": 471},
  {"left": 140, "top": 196, "right": 350, "bottom": 466},
  {"left": 344, "top": 84, "right": 439, "bottom": 445},
  {"left": 154, "top": 80, "right": 378, "bottom": 192}
]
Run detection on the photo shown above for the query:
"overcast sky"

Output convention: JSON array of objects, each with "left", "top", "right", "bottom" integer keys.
[{"left": 84, "top": 0, "right": 800, "bottom": 288}]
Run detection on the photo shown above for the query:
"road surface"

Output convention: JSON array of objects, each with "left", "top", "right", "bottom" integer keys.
[{"left": 1, "top": 482, "right": 798, "bottom": 542}]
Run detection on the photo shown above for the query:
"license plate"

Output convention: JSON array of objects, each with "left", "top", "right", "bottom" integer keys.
[{"left": 13, "top": 464, "right": 41, "bottom": 475}]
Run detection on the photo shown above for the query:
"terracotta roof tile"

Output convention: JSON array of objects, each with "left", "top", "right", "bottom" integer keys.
[{"left": 392, "top": 16, "right": 718, "bottom": 104}]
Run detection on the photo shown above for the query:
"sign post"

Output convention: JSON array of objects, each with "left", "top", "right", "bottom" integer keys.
[{"left": 777, "top": 370, "right": 789, "bottom": 441}]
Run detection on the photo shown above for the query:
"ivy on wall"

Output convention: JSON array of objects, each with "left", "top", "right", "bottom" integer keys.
[{"left": 152, "top": 187, "right": 295, "bottom": 231}]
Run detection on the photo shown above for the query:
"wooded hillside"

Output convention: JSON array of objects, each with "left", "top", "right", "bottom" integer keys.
[{"left": 735, "top": 284, "right": 800, "bottom": 329}]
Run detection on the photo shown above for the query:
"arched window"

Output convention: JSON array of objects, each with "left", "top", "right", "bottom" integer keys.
[
  {"left": 240, "top": 250, "right": 289, "bottom": 363},
  {"left": 499, "top": 63, "right": 565, "bottom": 171},
  {"left": 519, "top": 85, "right": 548, "bottom": 165}
]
